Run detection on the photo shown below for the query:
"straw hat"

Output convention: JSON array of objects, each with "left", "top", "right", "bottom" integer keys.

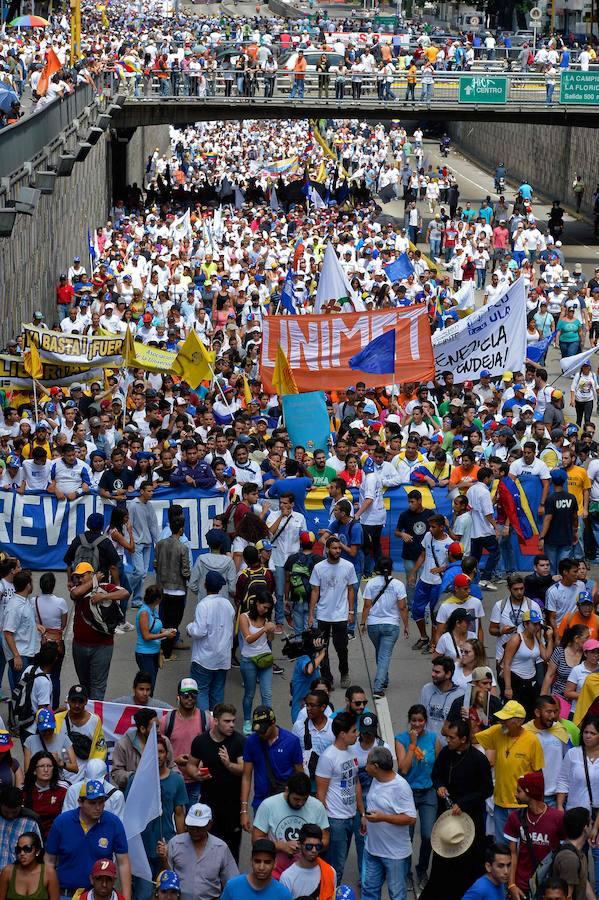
[{"left": 430, "top": 810, "right": 475, "bottom": 858}]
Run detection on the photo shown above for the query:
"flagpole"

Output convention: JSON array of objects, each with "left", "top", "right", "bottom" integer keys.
[
  {"left": 207, "top": 361, "right": 233, "bottom": 413},
  {"left": 32, "top": 378, "right": 39, "bottom": 424}
]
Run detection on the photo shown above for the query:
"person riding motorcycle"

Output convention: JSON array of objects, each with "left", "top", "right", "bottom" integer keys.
[
  {"left": 494, "top": 163, "right": 506, "bottom": 193},
  {"left": 548, "top": 199, "right": 564, "bottom": 240},
  {"left": 440, "top": 133, "right": 451, "bottom": 157}
]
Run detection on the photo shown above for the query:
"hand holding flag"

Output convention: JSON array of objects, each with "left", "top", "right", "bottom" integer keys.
[{"left": 349, "top": 330, "right": 396, "bottom": 376}]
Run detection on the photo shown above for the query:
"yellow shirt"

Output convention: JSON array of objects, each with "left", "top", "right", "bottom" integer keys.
[
  {"left": 475, "top": 724, "right": 544, "bottom": 807},
  {"left": 565, "top": 464, "right": 591, "bottom": 511}
]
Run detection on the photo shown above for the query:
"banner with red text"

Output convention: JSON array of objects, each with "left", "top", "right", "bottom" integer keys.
[
  {"left": 89, "top": 700, "right": 171, "bottom": 764},
  {"left": 260, "top": 306, "right": 435, "bottom": 393}
]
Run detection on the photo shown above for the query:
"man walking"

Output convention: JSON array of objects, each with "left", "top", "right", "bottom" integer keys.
[
  {"left": 467, "top": 467, "right": 500, "bottom": 590},
  {"left": 186, "top": 572, "right": 234, "bottom": 711},
  {"left": 127, "top": 481, "right": 160, "bottom": 609},
  {"left": 155, "top": 515, "right": 191, "bottom": 658},
  {"left": 309, "top": 537, "right": 357, "bottom": 688}
]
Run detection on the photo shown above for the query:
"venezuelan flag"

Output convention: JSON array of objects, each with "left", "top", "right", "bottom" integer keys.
[{"left": 496, "top": 475, "right": 540, "bottom": 556}]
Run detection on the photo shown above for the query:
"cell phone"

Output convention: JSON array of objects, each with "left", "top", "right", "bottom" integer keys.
[{"left": 199, "top": 767, "right": 210, "bottom": 776}]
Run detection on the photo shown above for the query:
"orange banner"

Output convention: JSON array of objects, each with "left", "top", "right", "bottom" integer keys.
[{"left": 260, "top": 307, "right": 435, "bottom": 393}]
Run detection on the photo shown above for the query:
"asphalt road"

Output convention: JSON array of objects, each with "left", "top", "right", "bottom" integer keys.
[{"left": 4, "top": 134, "right": 599, "bottom": 892}]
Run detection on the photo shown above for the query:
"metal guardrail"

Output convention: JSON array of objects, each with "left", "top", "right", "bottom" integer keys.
[
  {"left": 106, "top": 69, "right": 597, "bottom": 109},
  {"left": 0, "top": 83, "right": 97, "bottom": 180}
]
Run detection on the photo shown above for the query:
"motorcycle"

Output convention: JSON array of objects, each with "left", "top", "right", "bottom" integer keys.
[
  {"left": 439, "top": 136, "right": 450, "bottom": 158},
  {"left": 494, "top": 176, "right": 505, "bottom": 194}
]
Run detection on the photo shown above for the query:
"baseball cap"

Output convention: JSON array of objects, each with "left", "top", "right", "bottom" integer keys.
[
  {"left": 362, "top": 399, "right": 377, "bottom": 416},
  {"left": 252, "top": 705, "right": 276, "bottom": 734},
  {"left": 300, "top": 531, "right": 316, "bottom": 546},
  {"left": 495, "top": 700, "right": 527, "bottom": 720},
  {"left": 0, "top": 730, "right": 13, "bottom": 751},
  {"left": 157, "top": 871, "right": 181, "bottom": 893},
  {"left": 79, "top": 780, "right": 107, "bottom": 800},
  {"left": 471, "top": 666, "right": 493, "bottom": 682},
  {"left": 522, "top": 609, "right": 543, "bottom": 624},
  {"left": 512, "top": 383, "right": 524, "bottom": 392},
  {"left": 501, "top": 371, "right": 513, "bottom": 382},
  {"left": 550, "top": 468, "right": 568, "bottom": 485},
  {"left": 336, "top": 888, "right": 357, "bottom": 900},
  {"left": 185, "top": 803, "right": 212, "bottom": 827},
  {"left": 448, "top": 542, "right": 463, "bottom": 557},
  {"left": 479, "top": 369, "right": 491, "bottom": 378},
  {"left": 67, "top": 684, "right": 88, "bottom": 701},
  {"left": 552, "top": 389, "right": 563, "bottom": 400},
  {"left": 359, "top": 712, "right": 379, "bottom": 735},
  {"left": 36, "top": 708, "right": 56, "bottom": 731},
  {"left": 73, "top": 562, "right": 94, "bottom": 575},
  {"left": 255, "top": 539, "right": 273, "bottom": 552},
  {"left": 577, "top": 590, "right": 594, "bottom": 606},
  {"left": 178, "top": 677, "right": 199, "bottom": 695},
  {"left": 518, "top": 771, "right": 545, "bottom": 801},
  {"left": 70, "top": 383, "right": 83, "bottom": 392},
  {"left": 87, "top": 512, "right": 104, "bottom": 531},
  {"left": 91, "top": 859, "right": 117, "bottom": 879},
  {"left": 6, "top": 455, "right": 20, "bottom": 468},
  {"left": 205, "top": 528, "right": 228, "bottom": 550},
  {"left": 453, "top": 573, "right": 470, "bottom": 589},
  {"left": 205, "top": 571, "right": 226, "bottom": 593}
]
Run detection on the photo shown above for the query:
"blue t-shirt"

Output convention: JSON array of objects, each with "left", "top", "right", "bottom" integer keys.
[
  {"left": 243, "top": 728, "right": 303, "bottom": 809},
  {"left": 519, "top": 183, "right": 533, "bottom": 200},
  {"left": 135, "top": 602, "right": 163, "bottom": 654},
  {"left": 330, "top": 518, "right": 364, "bottom": 580},
  {"left": 463, "top": 876, "right": 506, "bottom": 900},
  {"left": 222, "top": 875, "right": 292, "bottom": 900},
  {"left": 45, "top": 808, "right": 128, "bottom": 890},
  {"left": 395, "top": 730, "right": 437, "bottom": 789},
  {"left": 440, "top": 563, "right": 482, "bottom": 599},
  {"left": 290, "top": 654, "right": 321, "bottom": 723},
  {"left": 267, "top": 477, "right": 312, "bottom": 516}
]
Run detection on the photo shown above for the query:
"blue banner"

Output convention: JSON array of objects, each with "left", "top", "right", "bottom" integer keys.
[{"left": 0, "top": 479, "right": 543, "bottom": 572}]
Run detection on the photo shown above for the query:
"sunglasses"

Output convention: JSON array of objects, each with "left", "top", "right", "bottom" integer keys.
[
  {"left": 303, "top": 843, "right": 323, "bottom": 852},
  {"left": 15, "top": 845, "right": 34, "bottom": 854},
  {"left": 353, "top": 701, "right": 367, "bottom": 707}
]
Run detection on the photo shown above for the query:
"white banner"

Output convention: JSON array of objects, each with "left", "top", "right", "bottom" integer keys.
[
  {"left": 432, "top": 278, "right": 526, "bottom": 383},
  {"left": 88, "top": 700, "right": 171, "bottom": 765}
]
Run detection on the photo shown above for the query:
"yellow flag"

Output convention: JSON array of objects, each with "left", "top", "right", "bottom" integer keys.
[
  {"left": 315, "top": 161, "right": 327, "bottom": 184},
  {"left": 122, "top": 328, "right": 135, "bottom": 368},
  {"left": 23, "top": 341, "right": 43, "bottom": 380},
  {"left": 242, "top": 375, "right": 252, "bottom": 406},
  {"left": 272, "top": 344, "right": 298, "bottom": 396},
  {"left": 172, "top": 330, "right": 215, "bottom": 387}
]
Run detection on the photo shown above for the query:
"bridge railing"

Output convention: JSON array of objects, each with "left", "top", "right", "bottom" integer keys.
[{"left": 104, "top": 69, "right": 569, "bottom": 107}]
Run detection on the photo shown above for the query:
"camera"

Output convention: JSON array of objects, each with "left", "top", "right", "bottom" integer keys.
[{"left": 281, "top": 628, "right": 325, "bottom": 660}]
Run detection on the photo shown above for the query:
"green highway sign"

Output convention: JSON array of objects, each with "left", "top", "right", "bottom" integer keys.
[
  {"left": 458, "top": 75, "right": 508, "bottom": 104},
  {"left": 560, "top": 71, "right": 599, "bottom": 105}
]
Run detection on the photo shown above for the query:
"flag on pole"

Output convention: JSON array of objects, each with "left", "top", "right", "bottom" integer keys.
[
  {"left": 242, "top": 375, "right": 252, "bottom": 406},
  {"left": 280, "top": 270, "right": 298, "bottom": 315},
  {"left": 272, "top": 344, "right": 299, "bottom": 396},
  {"left": 384, "top": 252, "right": 415, "bottom": 283},
  {"left": 453, "top": 280, "right": 475, "bottom": 310},
  {"left": 37, "top": 48, "right": 62, "bottom": 97},
  {"left": 282, "top": 392, "right": 330, "bottom": 452},
  {"left": 88, "top": 227, "right": 98, "bottom": 272},
  {"left": 314, "top": 242, "right": 353, "bottom": 313},
  {"left": 234, "top": 186, "right": 245, "bottom": 209},
  {"left": 170, "top": 209, "right": 191, "bottom": 241},
  {"left": 172, "top": 330, "right": 215, "bottom": 387},
  {"left": 314, "top": 161, "right": 327, "bottom": 183},
  {"left": 122, "top": 724, "right": 162, "bottom": 880},
  {"left": 560, "top": 345, "right": 599, "bottom": 377},
  {"left": 306, "top": 185, "right": 326, "bottom": 209},
  {"left": 349, "top": 330, "right": 396, "bottom": 376},
  {"left": 23, "top": 341, "right": 43, "bottom": 380},
  {"left": 526, "top": 331, "right": 556, "bottom": 364},
  {"left": 292, "top": 238, "right": 305, "bottom": 272},
  {"left": 270, "top": 186, "right": 280, "bottom": 211}
]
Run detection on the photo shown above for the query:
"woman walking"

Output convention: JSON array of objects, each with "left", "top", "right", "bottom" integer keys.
[
  {"left": 360, "top": 556, "right": 408, "bottom": 699},
  {"left": 0, "top": 831, "right": 58, "bottom": 900},
  {"left": 135, "top": 585, "right": 177, "bottom": 692},
  {"left": 502, "top": 609, "right": 553, "bottom": 719},
  {"left": 239, "top": 591, "right": 275, "bottom": 735}
]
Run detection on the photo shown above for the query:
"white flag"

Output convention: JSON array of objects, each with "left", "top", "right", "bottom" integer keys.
[
  {"left": 453, "top": 280, "right": 475, "bottom": 310},
  {"left": 314, "top": 242, "right": 354, "bottom": 313},
  {"left": 122, "top": 725, "right": 162, "bottom": 880},
  {"left": 170, "top": 209, "right": 191, "bottom": 241},
  {"left": 307, "top": 186, "right": 326, "bottom": 209},
  {"left": 213, "top": 206, "right": 224, "bottom": 240},
  {"left": 270, "top": 186, "right": 280, "bottom": 211},
  {"left": 560, "top": 345, "right": 599, "bottom": 377}
]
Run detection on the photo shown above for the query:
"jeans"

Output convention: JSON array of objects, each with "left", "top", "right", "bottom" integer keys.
[
  {"left": 318, "top": 620, "right": 349, "bottom": 681},
  {"left": 129, "top": 544, "right": 152, "bottom": 607},
  {"left": 476, "top": 268, "right": 487, "bottom": 289},
  {"left": 135, "top": 652, "right": 160, "bottom": 692},
  {"left": 190, "top": 661, "right": 227, "bottom": 711},
  {"left": 159, "top": 593, "right": 187, "bottom": 658},
  {"left": 326, "top": 816, "right": 354, "bottom": 883},
  {"left": 591, "top": 515, "right": 599, "bottom": 560},
  {"left": 72, "top": 642, "right": 113, "bottom": 700},
  {"left": 290, "top": 78, "right": 305, "bottom": 98},
  {"left": 367, "top": 624, "right": 400, "bottom": 692},
  {"left": 292, "top": 602, "right": 309, "bottom": 634},
  {"left": 117, "top": 561, "right": 131, "bottom": 615},
  {"left": 429, "top": 237, "right": 441, "bottom": 258},
  {"left": 471, "top": 534, "right": 500, "bottom": 581},
  {"left": 185, "top": 781, "right": 202, "bottom": 808},
  {"left": 546, "top": 83, "right": 555, "bottom": 103},
  {"left": 420, "top": 82, "right": 433, "bottom": 102},
  {"left": 410, "top": 787, "right": 437, "bottom": 878},
  {"left": 544, "top": 542, "right": 572, "bottom": 575},
  {"left": 498, "top": 532, "right": 517, "bottom": 577},
  {"left": 560, "top": 340, "right": 581, "bottom": 359},
  {"left": 8, "top": 656, "right": 33, "bottom": 691},
  {"left": 239, "top": 656, "right": 273, "bottom": 722},
  {"left": 494, "top": 805, "right": 516, "bottom": 844},
  {"left": 403, "top": 560, "right": 417, "bottom": 612},
  {"left": 274, "top": 566, "right": 286, "bottom": 625},
  {"left": 362, "top": 848, "right": 408, "bottom": 900}
]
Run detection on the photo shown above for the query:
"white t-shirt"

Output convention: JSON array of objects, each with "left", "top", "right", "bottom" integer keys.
[
  {"left": 310, "top": 558, "right": 357, "bottom": 623},
  {"left": 359, "top": 472, "right": 386, "bottom": 526},
  {"left": 315, "top": 743, "right": 359, "bottom": 819},
  {"left": 20, "top": 665, "right": 52, "bottom": 735},
  {"left": 33, "top": 593, "right": 68, "bottom": 630},
  {"left": 509, "top": 458, "right": 550, "bottom": 481},
  {"left": 545, "top": 580, "right": 585, "bottom": 626},
  {"left": 566, "top": 662, "right": 598, "bottom": 713},
  {"left": 452, "top": 511, "right": 472, "bottom": 555},
  {"left": 280, "top": 862, "right": 336, "bottom": 898},
  {"left": 489, "top": 596, "right": 544, "bottom": 660},
  {"left": 436, "top": 597, "right": 484, "bottom": 634},
  {"left": 420, "top": 532, "right": 452, "bottom": 585},
  {"left": 266, "top": 510, "right": 306, "bottom": 568},
  {"left": 436, "top": 630, "right": 477, "bottom": 660},
  {"left": 467, "top": 481, "right": 495, "bottom": 538},
  {"left": 22, "top": 460, "right": 52, "bottom": 490},
  {"left": 364, "top": 577, "right": 406, "bottom": 626},
  {"left": 365, "top": 774, "right": 416, "bottom": 859}
]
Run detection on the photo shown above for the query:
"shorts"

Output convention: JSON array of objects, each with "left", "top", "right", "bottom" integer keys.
[
  {"left": 590, "top": 321, "right": 599, "bottom": 339},
  {"left": 412, "top": 580, "right": 441, "bottom": 621}
]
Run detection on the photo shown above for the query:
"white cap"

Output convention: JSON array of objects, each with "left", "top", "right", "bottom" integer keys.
[{"left": 185, "top": 803, "right": 212, "bottom": 827}]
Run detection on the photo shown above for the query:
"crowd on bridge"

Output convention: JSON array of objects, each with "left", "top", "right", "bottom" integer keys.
[{"left": 2, "top": 55, "right": 599, "bottom": 900}]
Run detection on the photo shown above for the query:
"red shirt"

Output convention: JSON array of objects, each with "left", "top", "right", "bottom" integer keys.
[
  {"left": 504, "top": 806, "right": 564, "bottom": 890},
  {"left": 56, "top": 283, "right": 75, "bottom": 306},
  {"left": 26, "top": 783, "right": 67, "bottom": 840},
  {"left": 73, "top": 583, "right": 117, "bottom": 647}
]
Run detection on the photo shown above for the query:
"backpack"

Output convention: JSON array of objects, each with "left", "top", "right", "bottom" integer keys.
[
  {"left": 164, "top": 707, "right": 207, "bottom": 739},
  {"left": 289, "top": 553, "right": 314, "bottom": 605},
  {"left": 222, "top": 501, "right": 239, "bottom": 537},
  {"left": 242, "top": 567, "right": 270, "bottom": 610},
  {"left": 80, "top": 580, "right": 124, "bottom": 635},
  {"left": 527, "top": 51, "right": 535, "bottom": 65},
  {"left": 73, "top": 534, "right": 105, "bottom": 572},
  {"left": 528, "top": 840, "right": 581, "bottom": 900},
  {"left": 8, "top": 667, "right": 48, "bottom": 731}
]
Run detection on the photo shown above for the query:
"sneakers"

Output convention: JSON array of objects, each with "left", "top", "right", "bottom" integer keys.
[
  {"left": 131, "top": 601, "right": 142, "bottom": 609},
  {"left": 420, "top": 642, "right": 432, "bottom": 654},
  {"left": 340, "top": 673, "right": 351, "bottom": 688},
  {"left": 416, "top": 873, "right": 429, "bottom": 895},
  {"left": 373, "top": 690, "right": 385, "bottom": 699},
  {"left": 231, "top": 656, "right": 240, "bottom": 669},
  {"left": 412, "top": 638, "right": 428, "bottom": 651},
  {"left": 273, "top": 663, "right": 285, "bottom": 675},
  {"left": 347, "top": 632, "right": 357, "bottom": 641},
  {"left": 479, "top": 580, "right": 498, "bottom": 591},
  {"left": 274, "top": 624, "right": 284, "bottom": 635},
  {"left": 243, "top": 721, "right": 252, "bottom": 736},
  {"left": 114, "top": 625, "right": 126, "bottom": 635}
]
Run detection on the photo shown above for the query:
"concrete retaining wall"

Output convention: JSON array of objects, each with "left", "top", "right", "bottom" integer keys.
[
  {"left": 447, "top": 121, "right": 598, "bottom": 217},
  {"left": 0, "top": 134, "right": 112, "bottom": 341},
  {"left": 125, "top": 124, "right": 172, "bottom": 189}
]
